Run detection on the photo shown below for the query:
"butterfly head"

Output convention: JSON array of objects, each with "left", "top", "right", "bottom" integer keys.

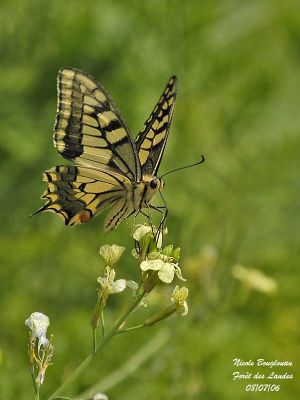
[
  {"left": 149, "top": 177, "right": 164, "bottom": 190},
  {"left": 141, "top": 175, "right": 164, "bottom": 205}
]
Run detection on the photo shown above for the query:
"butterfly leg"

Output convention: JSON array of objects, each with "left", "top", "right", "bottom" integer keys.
[
  {"left": 124, "top": 210, "right": 140, "bottom": 251},
  {"left": 148, "top": 205, "right": 167, "bottom": 245},
  {"left": 143, "top": 204, "right": 157, "bottom": 237},
  {"left": 157, "top": 190, "right": 168, "bottom": 236},
  {"left": 124, "top": 209, "right": 138, "bottom": 229},
  {"left": 148, "top": 198, "right": 168, "bottom": 245},
  {"left": 124, "top": 209, "right": 143, "bottom": 253}
]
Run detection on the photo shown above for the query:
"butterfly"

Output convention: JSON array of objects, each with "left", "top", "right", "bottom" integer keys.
[{"left": 35, "top": 68, "right": 178, "bottom": 231}]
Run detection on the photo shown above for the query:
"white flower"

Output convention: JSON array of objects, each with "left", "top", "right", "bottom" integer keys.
[
  {"left": 25, "top": 312, "right": 50, "bottom": 350},
  {"left": 99, "top": 244, "right": 125, "bottom": 266},
  {"left": 171, "top": 286, "right": 189, "bottom": 316},
  {"left": 232, "top": 264, "right": 278, "bottom": 294},
  {"left": 140, "top": 259, "right": 186, "bottom": 284},
  {"left": 97, "top": 266, "right": 127, "bottom": 294},
  {"left": 133, "top": 225, "right": 152, "bottom": 241}
]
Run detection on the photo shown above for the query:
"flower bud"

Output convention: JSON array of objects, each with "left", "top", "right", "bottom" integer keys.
[
  {"left": 162, "top": 245, "right": 173, "bottom": 257},
  {"left": 171, "top": 286, "right": 189, "bottom": 316},
  {"left": 172, "top": 247, "right": 181, "bottom": 262}
]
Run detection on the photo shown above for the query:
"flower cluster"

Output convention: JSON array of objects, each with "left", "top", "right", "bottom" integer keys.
[
  {"left": 91, "top": 243, "right": 141, "bottom": 331},
  {"left": 91, "top": 224, "right": 189, "bottom": 335}
]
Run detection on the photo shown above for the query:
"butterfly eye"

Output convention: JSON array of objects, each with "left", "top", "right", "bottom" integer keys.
[{"left": 149, "top": 179, "right": 158, "bottom": 189}]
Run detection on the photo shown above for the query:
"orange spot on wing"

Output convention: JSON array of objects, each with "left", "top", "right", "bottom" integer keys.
[{"left": 80, "top": 211, "right": 91, "bottom": 223}]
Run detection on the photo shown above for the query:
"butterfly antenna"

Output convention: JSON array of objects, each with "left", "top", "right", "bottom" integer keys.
[{"left": 160, "top": 154, "right": 205, "bottom": 178}]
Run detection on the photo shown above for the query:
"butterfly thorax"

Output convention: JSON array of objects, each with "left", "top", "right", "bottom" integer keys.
[{"left": 129, "top": 174, "right": 163, "bottom": 210}]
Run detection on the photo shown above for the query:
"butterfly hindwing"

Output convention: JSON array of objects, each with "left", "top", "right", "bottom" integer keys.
[
  {"left": 37, "top": 165, "right": 130, "bottom": 227},
  {"left": 135, "top": 76, "right": 177, "bottom": 175},
  {"left": 54, "top": 68, "right": 141, "bottom": 180}
]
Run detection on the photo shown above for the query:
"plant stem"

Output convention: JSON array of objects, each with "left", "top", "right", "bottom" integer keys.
[
  {"left": 31, "top": 369, "right": 37, "bottom": 395},
  {"left": 77, "top": 329, "right": 170, "bottom": 399},
  {"left": 35, "top": 386, "right": 40, "bottom": 400},
  {"left": 48, "top": 290, "right": 145, "bottom": 400},
  {"left": 29, "top": 356, "right": 39, "bottom": 399},
  {"left": 92, "top": 328, "right": 97, "bottom": 354},
  {"left": 101, "top": 310, "right": 105, "bottom": 337}
]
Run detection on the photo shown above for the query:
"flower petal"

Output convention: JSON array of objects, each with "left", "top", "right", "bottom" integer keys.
[
  {"left": 110, "top": 279, "right": 127, "bottom": 293},
  {"left": 140, "top": 259, "right": 164, "bottom": 272},
  {"left": 158, "top": 263, "right": 175, "bottom": 283},
  {"left": 174, "top": 264, "right": 186, "bottom": 281},
  {"left": 97, "top": 276, "right": 108, "bottom": 287},
  {"left": 99, "top": 244, "right": 125, "bottom": 265},
  {"left": 126, "top": 280, "right": 139, "bottom": 291},
  {"left": 133, "top": 225, "right": 152, "bottom": 241},
  {"left": 171, "top": 286, "right": 189, "bottom": 304},
  {"left": 179, "top": 301, "right": 189, "bottom": 316}
]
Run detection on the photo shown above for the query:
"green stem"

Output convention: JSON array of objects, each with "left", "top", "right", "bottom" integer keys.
[
  {"left": 48, "top": 290, "right": 145, "bottom": 400},
  {"left": 31, "top": 369, "right": 37, "bottom": 395},
  {"left": 29, "top": 352, "right": 38, "bottom": 398},
  {"left": 77, "top": 329, "right": 170, "bottom": 399},
  {"left": 52, "top": 398, "right": 72, "bottom": 400},
  {"left": 96, "top": 289, "right": 145, "bottom": 345},
  {"left": 101, "top": 310, "right": 105, "bottom": 337},
  {"left": 35, "top": 386, "right": 40, "bottom": 400},
  {"left": 48, "top": 353, "right": 93, "bottom": 400},
  {"left": 92, "top": 328, "right": 97, "bottom": 354}
]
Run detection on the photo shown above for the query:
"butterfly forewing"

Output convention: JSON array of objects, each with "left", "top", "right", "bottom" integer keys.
[
  {"left": 135, "top": 76, "right": 177, "bottom": 175},
  {"left": 54, "top": 68, "right": 141, "bottom": 180}
]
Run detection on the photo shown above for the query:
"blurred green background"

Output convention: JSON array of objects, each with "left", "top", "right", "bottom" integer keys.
[{"left": 1, "top": 0, "right": 300, "bottom": 399}]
